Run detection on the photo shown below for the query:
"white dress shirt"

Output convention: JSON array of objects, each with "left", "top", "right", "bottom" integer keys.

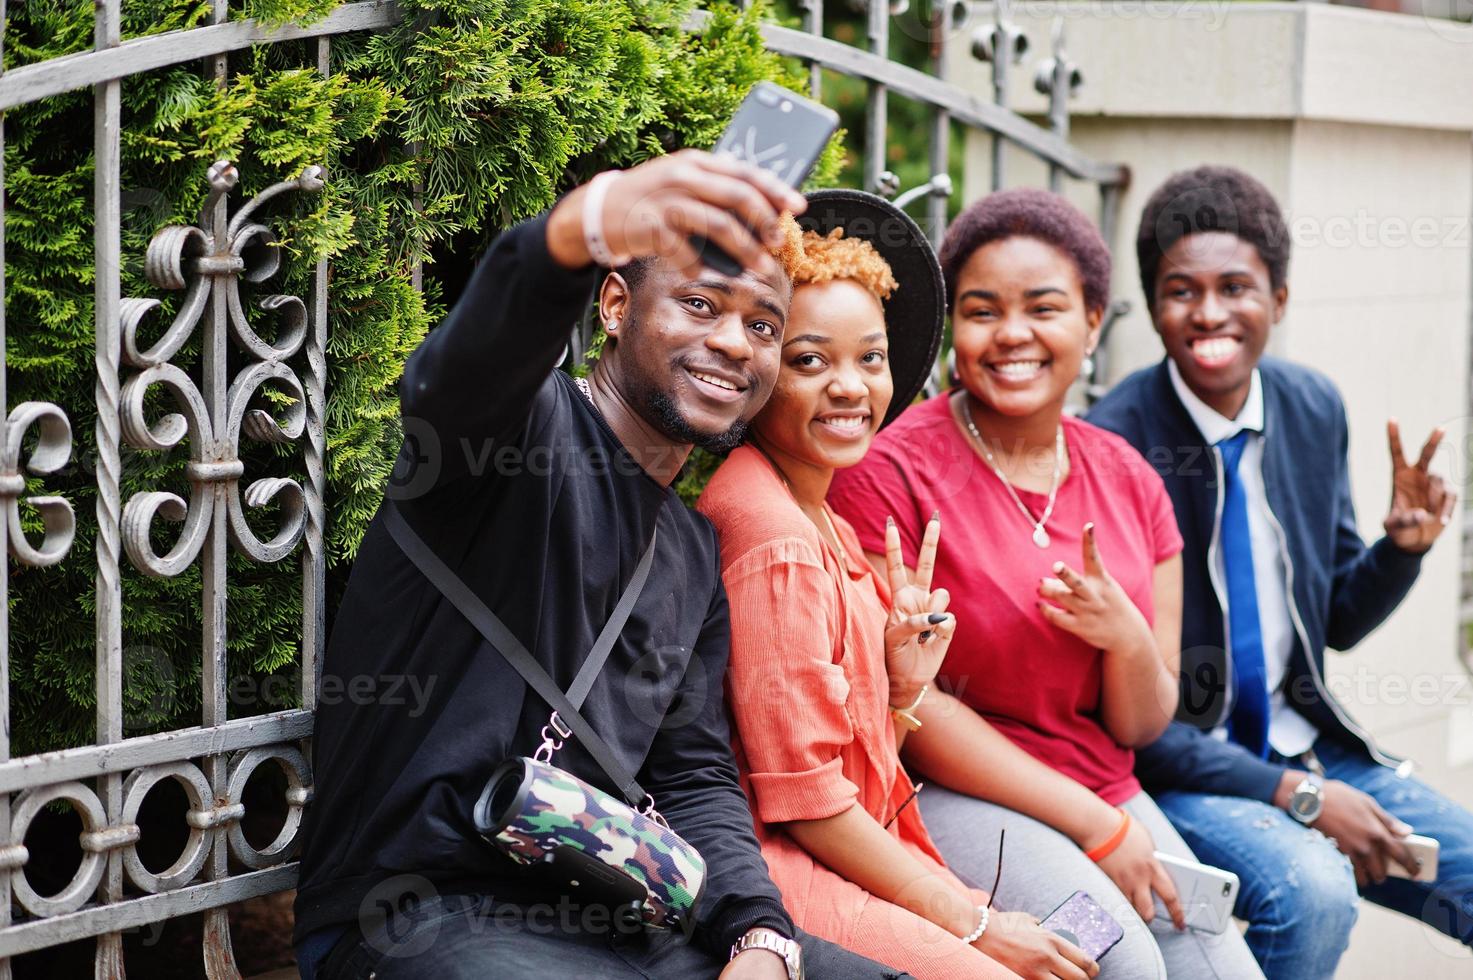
[{"left": 1168, "top": 360, "right": 1320, "bottom": 757}]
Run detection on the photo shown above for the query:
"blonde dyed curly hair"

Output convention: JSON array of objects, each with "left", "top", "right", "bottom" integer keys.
[{"left": 770, "top": 212, "right": 898, "bottom": 302}]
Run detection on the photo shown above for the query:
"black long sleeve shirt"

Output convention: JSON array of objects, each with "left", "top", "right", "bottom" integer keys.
[{"left": 293, "top": 213, "right": 792, "bottom": 957}]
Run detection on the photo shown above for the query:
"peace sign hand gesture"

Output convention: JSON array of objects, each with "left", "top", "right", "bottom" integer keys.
[
  {"left": 882, "top": 512, "right": 954, "bottom": 706},
  {"left": 1384, "top": 419, "right": 1457, "bottom": 555}
]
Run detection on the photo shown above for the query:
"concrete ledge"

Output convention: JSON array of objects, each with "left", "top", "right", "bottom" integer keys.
[{"left": 948, "top": 2, "right": 1473, "bottom": 131}]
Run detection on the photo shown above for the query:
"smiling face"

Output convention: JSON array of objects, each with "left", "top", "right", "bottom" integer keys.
[
  {"left": 602, "top": 258, "right": 791, "bottom": 451},
  {"left": 951, "top": 236, "right": 1101, "bottom": 420},
  {"left": 751, "top": 278, "right": 892, "bottom": 473},
  {"left": 1151, "top": 230, "right": 1287, "bottom": 419}
]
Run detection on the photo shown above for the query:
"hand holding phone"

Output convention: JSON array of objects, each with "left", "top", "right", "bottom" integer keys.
[
  {"left": 1040, "top": 890, "right": 1125, "bottom": 962},
  {"left": 1151, "top": 852, "right": 1239, "bottom": 935},
  {"left": 549, "top": 150, "right": 804, "bottom": 279},
  {"left": 1387, "top": 833, "right": 1439, "bottom": 883},
  {"left": 698, "top": 81, "right": 839, "bottom": 275}
]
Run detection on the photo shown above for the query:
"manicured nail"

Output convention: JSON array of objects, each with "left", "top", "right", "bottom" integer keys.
[
  {"left": 887, "top": 515, "right": 895, "bottom": 527},
  {"left": 1084, "top": 522, "right": 1095, "bottom": 533},
  {"left": 927, "top": 613, "right": 948, "bottom": 624},
  {"left": 1052, "top": 561, "right": 1065, "bottom": 574},
  {"left": 931, "top": 509, "right": 940, "bottom": 523},
  {"left": 917, "top": 631, "right": 933, "bottom": 644}
]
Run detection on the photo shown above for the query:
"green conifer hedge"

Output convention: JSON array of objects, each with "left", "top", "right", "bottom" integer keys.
[{"left": 6, "top": 0, "right": 843, "bottom": 753}]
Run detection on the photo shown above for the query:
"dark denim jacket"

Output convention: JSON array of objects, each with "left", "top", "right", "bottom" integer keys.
[{"left": 1088, "top": 356, "right": 1423, "bottom": 802}]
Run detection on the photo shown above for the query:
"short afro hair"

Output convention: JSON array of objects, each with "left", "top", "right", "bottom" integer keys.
[
  {"left": 1136, "top": 165, "right": 1289, "bottom": 310},
  {"left": 938, "top": 188, "right": 1111, "bottom": 315},
  {"left": 771, "top": 212, "right": 898, "bottom": 301}
]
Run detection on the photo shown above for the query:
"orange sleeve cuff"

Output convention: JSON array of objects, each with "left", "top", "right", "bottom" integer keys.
[{"left": 748, "top": 756, "right": 860, "bottom": 825}]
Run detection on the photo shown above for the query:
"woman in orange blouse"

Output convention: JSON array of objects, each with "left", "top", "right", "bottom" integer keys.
[{"left": 697, "top": 192, "right": 1097, "bottom": 980}]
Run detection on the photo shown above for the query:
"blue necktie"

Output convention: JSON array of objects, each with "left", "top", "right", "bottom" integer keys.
[{"left": 1219, "top": 431, "right": 1270, "bottom": 757}]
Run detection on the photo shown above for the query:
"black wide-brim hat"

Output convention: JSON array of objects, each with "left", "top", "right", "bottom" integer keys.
[{"left": 795, "top": 189, "right": 945, "bottom": 429}]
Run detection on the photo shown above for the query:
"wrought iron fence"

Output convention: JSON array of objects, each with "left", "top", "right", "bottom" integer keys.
[{"left": 0, "top": 0, "right": 1125, "bottom": 974}]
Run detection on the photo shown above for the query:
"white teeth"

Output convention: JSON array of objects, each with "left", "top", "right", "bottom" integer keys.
[
  {"left": 993, "top": 360, "right": 1043, "bottom": 377},
  {"left": 1193, "top": 337, "right": 1241, "bottom": 362},
  {"left": 692, "top": 371, "right": 737, "bottom": 391},
  {"left": 821, "top": 416, "right": 867, "bottom": 429}
]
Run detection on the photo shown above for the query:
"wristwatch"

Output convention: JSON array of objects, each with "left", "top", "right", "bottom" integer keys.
[
  {"left": 731, "top": 927, "right": 804, "bottom": 980},
  {"left": 1287, "top": 771, "right": 1325, "bottom": 825}
]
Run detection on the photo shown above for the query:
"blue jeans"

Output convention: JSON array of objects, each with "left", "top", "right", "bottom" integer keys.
[
  {"left": 303, "top": 892, "right": 913, "bottom": 980},
  {"left": 1155, "top": 736, "right": 1473, "bottom": 979}
]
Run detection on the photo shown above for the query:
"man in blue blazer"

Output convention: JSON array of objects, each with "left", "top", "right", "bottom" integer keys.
[{"left": 1089, "top": 165, "right": 1471, "bottom": 978}]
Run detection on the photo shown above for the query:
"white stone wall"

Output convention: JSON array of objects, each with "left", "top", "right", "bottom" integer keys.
[{"left": 949, "top": 4, "right": 1473, "bottom": 975}]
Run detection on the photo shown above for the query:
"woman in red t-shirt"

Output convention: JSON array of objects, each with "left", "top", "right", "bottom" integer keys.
[{"left": 828, "top": 190, "right": 1264, "bottom": 979}]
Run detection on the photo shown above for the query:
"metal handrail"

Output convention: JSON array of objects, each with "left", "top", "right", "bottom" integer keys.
[
  {"left": 683, "top": 9, "right": 1128, "bottom": 187},
  {"left": 0, "top": 1, "right": 401, "bottom": 112}
]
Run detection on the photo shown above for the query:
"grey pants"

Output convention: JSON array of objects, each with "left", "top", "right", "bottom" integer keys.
[
  {"left": 919, "top": 785, "right": 1266, "bottom": 980},
  {"left": 315, "top": 892, "right": 914, "bottom": 979}
]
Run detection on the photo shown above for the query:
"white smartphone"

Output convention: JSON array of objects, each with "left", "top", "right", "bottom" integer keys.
[
  {"left": 1153, "top": 851, "right": 1240, "bottom": 935},
  {"left": 1387, "top": 833, "right": 1439, "bottom": 883}
]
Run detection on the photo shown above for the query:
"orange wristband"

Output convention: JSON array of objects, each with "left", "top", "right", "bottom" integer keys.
[{"left": 1084, "top": 808, "right": 1131, "bottom": 863}]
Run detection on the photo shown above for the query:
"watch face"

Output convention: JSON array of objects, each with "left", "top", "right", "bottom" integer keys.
[{"left": 1291, "top": 790, "right": 1321, "bottom": 822}]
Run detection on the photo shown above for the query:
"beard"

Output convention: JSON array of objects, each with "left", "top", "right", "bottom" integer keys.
[{"left": 646, "top": 389, "right": 750, "bottom": 453}]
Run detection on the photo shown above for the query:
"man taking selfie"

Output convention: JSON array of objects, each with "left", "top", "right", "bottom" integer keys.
[{"left": 293, "top": 150, "right": 910, "bottom": 980}]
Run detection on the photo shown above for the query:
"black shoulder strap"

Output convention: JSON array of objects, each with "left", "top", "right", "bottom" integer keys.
[{"left": 382, "top": 501, "right": 656, "bottom": 809}]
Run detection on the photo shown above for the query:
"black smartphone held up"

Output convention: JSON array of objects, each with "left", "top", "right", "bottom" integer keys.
[
  {"left": 1039, "top": 890, "right": 1126, "bottom": 963},
  {"left": 697, "top": 81, "right": 840, "bottom": 276}
]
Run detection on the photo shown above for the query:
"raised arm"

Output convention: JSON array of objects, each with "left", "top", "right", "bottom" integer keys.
[
  {"left": 1325, "top": 415, "right": 1450, "bottom": 650},
  {"left": 396, "top": 212, "right": 597, "bottom": 492},
  {"left": 397, "top": 152, "right": 805, "bottom": 490}
]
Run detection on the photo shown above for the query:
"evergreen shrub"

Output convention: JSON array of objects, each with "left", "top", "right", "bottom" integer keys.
[{"left": 5, "top": 0, "right": 843, "bottom": 753}]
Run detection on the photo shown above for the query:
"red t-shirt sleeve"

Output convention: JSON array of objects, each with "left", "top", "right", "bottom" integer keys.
[{"left": 827, "top": 448, "right": 923, "bottom": 567}]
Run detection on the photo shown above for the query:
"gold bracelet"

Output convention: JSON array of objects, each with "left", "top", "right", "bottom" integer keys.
[{"left": 889, "top": 684, "right": 929, "bottom": 732}]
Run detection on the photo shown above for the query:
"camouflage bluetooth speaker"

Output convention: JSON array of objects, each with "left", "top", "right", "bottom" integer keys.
[{"left": 473, "top": 756, "right": 707, "bottom": 929}]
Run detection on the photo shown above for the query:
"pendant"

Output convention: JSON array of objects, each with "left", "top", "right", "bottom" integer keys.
[{"left": 1032, "top": 526, "right": 1051, "bottom": 549}]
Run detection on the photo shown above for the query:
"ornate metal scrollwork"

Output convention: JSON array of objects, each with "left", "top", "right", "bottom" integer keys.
[
  {"left": 8, "top": 781, "right": 110, "bottom": 917},
  {"left": 119, "top": 161, "right": 324, "bottom": 577},
  {"left": 1, "top": 400, "right": 76, "bottom": 566},
  {"left": 224, "top": 745, "right": 313, "bottom": 869}
]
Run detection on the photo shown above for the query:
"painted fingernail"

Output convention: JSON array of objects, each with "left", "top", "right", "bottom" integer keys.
[
  {"left": 917, "top": 631, "right": 933, "bottom": 644},
  {"left": 931, "top": 509, "right": 940, "bottom": 523},
  {"left": 927, "top": 613, "right": 948, "bottom": 624},
  {"left": 1085, "top": 522, "right": 1095, "bottom": 533},
  {"left": 1052, "top": 561, "right": 1065, "bottom": 574}
]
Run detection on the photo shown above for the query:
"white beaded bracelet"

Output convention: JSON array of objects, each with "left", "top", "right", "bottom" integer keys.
[
  {"left": 961, "top": 904, "right": 990, "bottom": 945},
  {"left": 582, "top": 169, "right": 630, "bottom": 268}
]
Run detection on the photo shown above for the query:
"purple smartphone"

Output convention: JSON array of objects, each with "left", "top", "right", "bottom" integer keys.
[{"left": 1039, "top": 890, "right": 1125, "bottom": 961}]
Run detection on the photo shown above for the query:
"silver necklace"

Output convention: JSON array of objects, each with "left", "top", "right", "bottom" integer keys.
[{"left": 961, "top": 396, "right": 1064, "bottom": 549}]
